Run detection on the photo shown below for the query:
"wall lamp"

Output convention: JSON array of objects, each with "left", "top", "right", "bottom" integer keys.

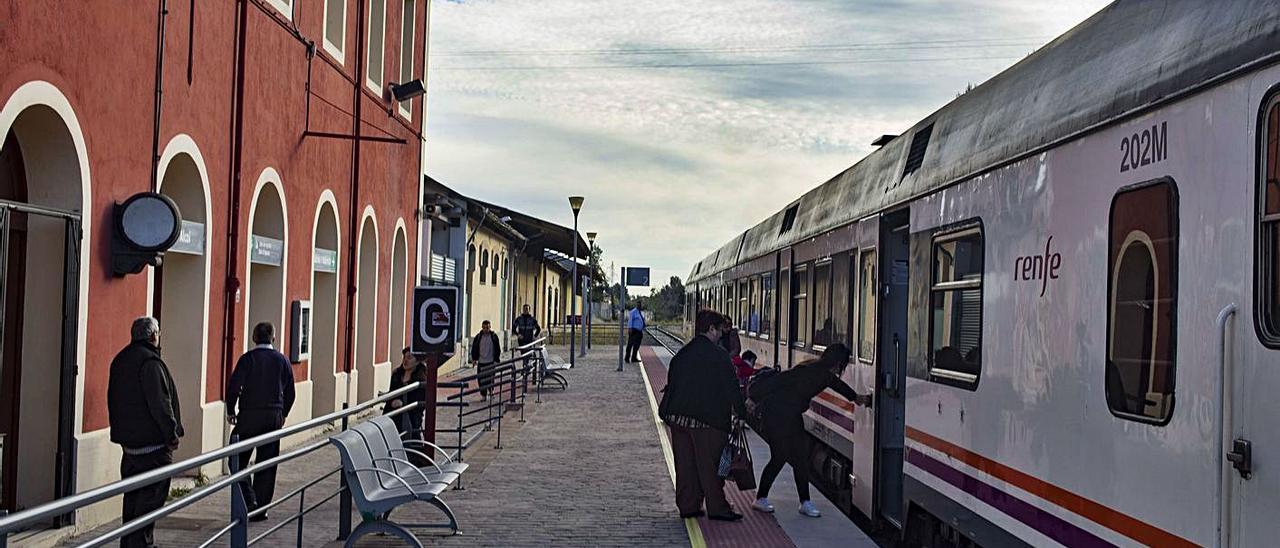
[{"left": 389, "top": 79, "right": 426, "bottom": 102}]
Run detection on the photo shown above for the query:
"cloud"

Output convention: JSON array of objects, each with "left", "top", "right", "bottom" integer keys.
[{"left": 423, "top": 0, "right": 1110, "bottom": 288}]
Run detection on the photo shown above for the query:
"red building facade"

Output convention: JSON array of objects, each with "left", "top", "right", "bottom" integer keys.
[{"left": 0, "top": 0, "right": 428, "bottom": 527}]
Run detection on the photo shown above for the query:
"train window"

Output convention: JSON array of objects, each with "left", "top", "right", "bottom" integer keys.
[
  {"left": 724, "top": 284, "right": 734, "bottom": 317},
  {"left": 928, "top": 225, "right": 983, "bottom": 389},
  {"left": 738, "top": 280, "right": 749, "bottom": 331},
  {"left": 791, "top": 266, "right": 809, "bottom": 347},
  {"left": 1107, "top": 180, "right": 1178, "bottom": 424},
  {"left": 749, "top": 276, "right": 760, "bottom": 334},
  {"left": 812, "top": 261, "right": 833, "bottom": 348},
  {"left": 857, "top": 250, "right": 877, "bottom": 362},
  {"left": 761, "top": 273, "right": 774, "bottom": 338},
  {"left": 1259, "top": 99, "right": 1280, "bottom": 344},
  {"left": 778, "top": 268, "right": 791, "bottom": 345},
  {"left": 831, "top": 252, "right": 853, "bottom": 350}
]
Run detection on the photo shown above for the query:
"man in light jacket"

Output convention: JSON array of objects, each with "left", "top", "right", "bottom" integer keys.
[
  {"left": 108, "top": 317, "right": 183, "bottom": 548},
  {"left": 626, "top": 301, "right": 646, "bottom": 363}
]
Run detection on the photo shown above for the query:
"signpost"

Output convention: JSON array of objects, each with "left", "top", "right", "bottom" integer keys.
[
  {"left": 411, "top": 286, "right": 459, "bottom": 443},
  {"left": 617, "top": 266, "right": 651, "bottom": 371}
]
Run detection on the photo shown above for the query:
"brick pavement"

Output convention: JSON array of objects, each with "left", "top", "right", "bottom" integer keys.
[{"left": 61, "top": 347, "right": 690, "bottom": 547}]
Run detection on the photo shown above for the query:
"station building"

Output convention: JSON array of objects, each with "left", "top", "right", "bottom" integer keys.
[
  {"left": 419, "top": 177, "right": 586, "bottom": 374},
  {"left": 0, "top": 0, "right": 432, "bottom": 532}
]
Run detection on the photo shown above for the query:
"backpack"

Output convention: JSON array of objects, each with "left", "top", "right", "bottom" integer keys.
[{"left": 745, "top": 367, "right": 783, "bottom": 401}]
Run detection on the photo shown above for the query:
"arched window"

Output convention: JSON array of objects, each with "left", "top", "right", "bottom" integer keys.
[
  {"left": 467, "top": 244, "right": 476, "bottom": 271},
  {"left": 1107, "top": 180, "right": 1177, "bottom": 423},
  {"left": 491, "top": 254, "right": 499, "bottom": 284},
  {"left": 480, "top": 248, "right": 489, "bottom": 285}
]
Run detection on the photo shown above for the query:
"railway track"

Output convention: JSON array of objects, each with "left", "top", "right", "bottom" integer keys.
[{"left": 645, "top": 326, "right": 685, "bottom": 354}]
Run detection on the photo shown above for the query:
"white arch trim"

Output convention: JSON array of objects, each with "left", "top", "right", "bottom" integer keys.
[
  {"left": 386, "top": 218, "right": 408, "bottom": 358},
  {"left": 0, "top": 81, "right": 93, "bottom": 435},
  {"left": 309, "top": 189, "right": 342, "bottom": 379},
  {"left": 242, "top": 167, "right": 290, "bottom": 352},
  {"left": 355, "top": 205, "right": 380, "bottom": 356},
  {"left": 152, "top": 134, "right": 214, "bottom": 403},
  {"left": 1107, "top": 229, "right": 1159, "bottom": 367}
]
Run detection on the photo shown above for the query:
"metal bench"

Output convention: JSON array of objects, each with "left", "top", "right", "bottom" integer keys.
[
  {"left": 330, "top": 425, "right": 461, "bottom": 547},
  {"left": 367, "top": 416, "right": 469, "bottom": 480},
  {"left": 539, "top": 349, "right": 570, "bottom": 390}
]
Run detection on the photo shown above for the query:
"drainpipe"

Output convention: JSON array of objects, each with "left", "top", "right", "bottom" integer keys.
[
  {"left": 220, "top": 0, "right": 250, "bottom": 393},
  {"left": 149, "top": 0, "right": 169, "bottom": 191},
  {"left": 341, "top": 0, "right": 367, "bottom": 401}
]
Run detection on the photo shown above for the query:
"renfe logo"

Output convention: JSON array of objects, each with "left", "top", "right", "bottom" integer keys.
[{"left": 1015, "top": 236, "right": 1061, "bottom": 297}]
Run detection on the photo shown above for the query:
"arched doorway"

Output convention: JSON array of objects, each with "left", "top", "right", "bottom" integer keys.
[
  {"left": 153, "top": 136, "right": 211, "bottom": 464},
  {"left": 311, "top": 194, "right": 341, "bottom": 418},
  {"left": 244, "top": 171, "right": 287, "bottom": 358},
  {"left": 387, "top": 222, "right": 408, "bottom": 358},
  {"left": 354, "top": 211, "right": 378, "bottom": 402},
  {"left": 0, "top": 82, "right": 89, "bottom": 516}
]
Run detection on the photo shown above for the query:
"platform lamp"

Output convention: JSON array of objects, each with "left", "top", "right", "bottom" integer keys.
[
  {"left": 569, "top": 196, "right": 584, "bottom": 367},
  {"left": 584, "top": 231, "right": 598, "bottom": 353}
]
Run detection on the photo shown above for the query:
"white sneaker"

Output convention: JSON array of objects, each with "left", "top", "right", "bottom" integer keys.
[
  {"left": 752, "top": 498, "right": 775, "bottom": 513},
  {"left": 798, "top": 500, "right": 821, "bottom": 518}
]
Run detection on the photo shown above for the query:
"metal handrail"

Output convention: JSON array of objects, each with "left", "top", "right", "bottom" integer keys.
[{"left": 0, "top": 382, "right": 423, "bottom": 545}]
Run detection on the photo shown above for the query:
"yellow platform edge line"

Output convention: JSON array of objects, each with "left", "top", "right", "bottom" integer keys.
[{"left": 638, "top": 350, "right": 708, "bottom": 548}]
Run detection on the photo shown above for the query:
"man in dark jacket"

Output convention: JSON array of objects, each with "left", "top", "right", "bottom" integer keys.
[
  {"left": 660, "top": 310, "right": 747, "bottom": 521},
  {"left": 226, "top": 322, "right": 295, "bottom": 520},
  {"left": 512, "top": 305, "right": 541, "bottom": 349},
  {"left": 470, "top": 320, "right": 501, "bottom": 398},
  {"left": 108, "top": 316, "right": 183, "bottom": 548}
]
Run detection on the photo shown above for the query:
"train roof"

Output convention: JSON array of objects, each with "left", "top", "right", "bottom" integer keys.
[{"left": 688, "top": 0, "right": 1280, "bottom": 284}]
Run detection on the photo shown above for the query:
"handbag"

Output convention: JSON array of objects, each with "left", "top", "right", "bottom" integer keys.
[{"left": 727, "top": 422, "right": 756, "bottom": 490}]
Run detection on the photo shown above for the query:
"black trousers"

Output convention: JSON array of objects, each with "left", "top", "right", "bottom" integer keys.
[
  {"left": 757, "top": 415, "right": 811, "bottom": 502},
  {"left": 232, "top": 409, "right": 284, "bottom": 510},
  {"left": 120, "top": 447, "right": 173, "bottom": 548},
  {"left": 477, "top": 361, "right": 497, "bottom": 397},
  {"left": 626, "top": 329, "right": 643, "bottom": 362}
]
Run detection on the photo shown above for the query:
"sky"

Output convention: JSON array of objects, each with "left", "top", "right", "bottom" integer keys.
[{"left": 423, "top": 0, "right": 1112, "bottom": 292}]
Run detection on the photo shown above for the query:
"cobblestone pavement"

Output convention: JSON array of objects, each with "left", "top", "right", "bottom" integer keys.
[{"left": 62, "top": 347, "right": 689, "bottom": 548}]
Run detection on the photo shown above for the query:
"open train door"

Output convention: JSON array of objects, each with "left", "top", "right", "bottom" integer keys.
[{"left": 869, "top": 208, "right": 910, "bottom": 529}]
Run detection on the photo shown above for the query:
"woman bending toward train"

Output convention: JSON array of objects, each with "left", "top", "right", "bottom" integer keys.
[
  {"left": 660, "top": 310, "right": 749, "bottom": 521},
  {"left": 752, "top": 343, "right": 871, "bottom": 517}
]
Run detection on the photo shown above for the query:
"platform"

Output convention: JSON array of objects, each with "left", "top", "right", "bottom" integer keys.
[{"left": 56, "top": 345, "right": 880, "bottom": 547}]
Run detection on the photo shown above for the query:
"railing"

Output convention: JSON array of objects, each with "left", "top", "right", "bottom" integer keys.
[
  {"left": 435, "top": 341, "right": 545, "bottom": 473},
  {"left": 0, "top": 383, "right": 423, "bottom": 548}
]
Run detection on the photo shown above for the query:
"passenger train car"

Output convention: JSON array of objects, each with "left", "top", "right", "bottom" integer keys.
[{"left": 683, "top": 2, "right": 1280, "bottom": 546}]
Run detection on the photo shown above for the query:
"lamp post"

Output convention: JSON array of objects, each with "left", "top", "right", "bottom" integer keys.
[
  {"left": 584, "top": 232, "right": 597, "bottom": 354},
  {"left": 568, "top": 196, "right": 584, "bottom": 368}
]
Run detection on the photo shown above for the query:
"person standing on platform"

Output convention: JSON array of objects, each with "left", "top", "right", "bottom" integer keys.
[
  {"left": 659, "top": 310, "right": 748, "bottom": 521},
  {"left": 109, "top": 317, "right": 183, "bottom": 548},
  {"left": 470, "top": 320, "right": 501, "bottom": 398},
  {"left": 625, "top": 301, "right": 646, "bottom": 363},
  {"left": 719, "top": 315, "right": 742, "bottom": 358},
  {"left": 751, "top": 343, "right": 871, "bottom": 518},
  {"left": 385, "top": 348, "right": 429, "bottom": 441},
  {"left": 513, "top": 304, "right": 542, "bottom": 350},
  {"left": 225, "top": 322, "right": 295, "bottom": 521}
]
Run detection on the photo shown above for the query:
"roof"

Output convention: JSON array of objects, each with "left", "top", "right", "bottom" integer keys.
[
  {"left": 422, "top": 175, "right": 588, "bottom": 258},
  {"left": 690, "top": 0, "right": 1280, "bottom": 283}
]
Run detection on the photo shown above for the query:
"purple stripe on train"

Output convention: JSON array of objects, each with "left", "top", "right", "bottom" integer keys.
[
  {"left": 808, "top": 401, "right": 856, "bottom": 433},
  {"left": 905, "top": 448, "right": 1115, "bottom": 548}
]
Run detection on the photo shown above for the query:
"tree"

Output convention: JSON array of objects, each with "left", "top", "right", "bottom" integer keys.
[{"left": 646, "top": 276, "right": 686, "bottom": 322}]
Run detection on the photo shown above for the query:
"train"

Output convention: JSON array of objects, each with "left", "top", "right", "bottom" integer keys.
[{"left": 682, "top": 1, "right": 1280, "bottom": 546}]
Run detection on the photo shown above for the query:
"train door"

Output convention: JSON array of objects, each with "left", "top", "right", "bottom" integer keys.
[
  {"left": 873, "top": 209, "right": 910, "bottom": 528},
  {"left": 1232, "top": 84, "right": 1280, "bottom": 547}
]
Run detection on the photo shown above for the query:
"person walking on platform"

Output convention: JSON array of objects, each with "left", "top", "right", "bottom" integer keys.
[
  {"left": 470, "top": 320, "right": 501, "bottom": 398},
  {"left": 226, "top": 322, "right": 295, "bottom": 521},
  {"left": 513, "top": 304, "right": 542, "bottom": 350},
  {"left": 625, "top": 301, "right": 646, "bottom": 363},
  {"left": 109, "top": 317, "right": 183, "bottom": 548},
  {"left": 659, "top": 310, "right": 748, "bottom": 521},
  {"left": 385, "top": 347, "right": 429, "bottom": 441},
  {"left": 750, "top": 343, "right": 871, "bottom": 518}
]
